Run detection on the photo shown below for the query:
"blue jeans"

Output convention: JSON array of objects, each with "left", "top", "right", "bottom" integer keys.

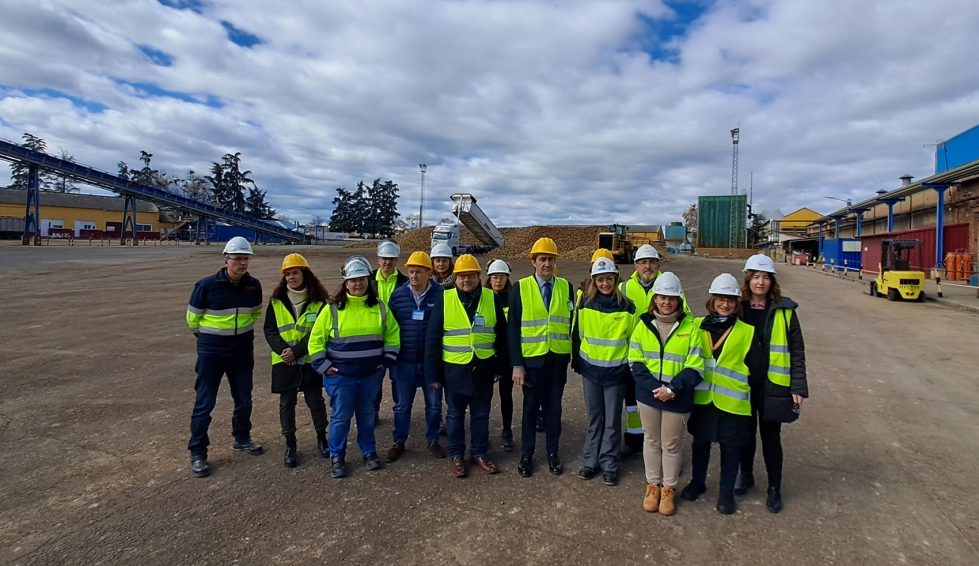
[
  {"left": 393, "top": 361, "right": 442, "bottom": 444},
  {"left": 188, "top": 353, "right": 254, "bottom": 458},
  {"left": 445, "top": 378, "right": 495, "bottom": 459},
  {"left": 374, "top": 366, "right": 399, "bottom": 416},
  {"left": 323, "top": 369, "right": 384, "bottom": 459}
]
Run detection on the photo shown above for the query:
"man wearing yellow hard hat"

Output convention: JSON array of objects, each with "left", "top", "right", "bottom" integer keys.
[
  {"left": 425, "top": 255, "right": 508, "bottom": 477},
  {"left": 383, "top": 251, "right": 447, "bottom": 463},
  {"left": 508, "top": 237, "right": 574, "bottom": 478}
]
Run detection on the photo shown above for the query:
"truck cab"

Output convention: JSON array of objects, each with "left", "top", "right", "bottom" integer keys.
[{"left": 431, "top": 223, "right": 461, "bottom": 256}]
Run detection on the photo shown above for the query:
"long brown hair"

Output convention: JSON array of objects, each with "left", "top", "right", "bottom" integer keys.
[
  {"left": 582, "top": 275, "right": 627, "bottom": 306},
  {"left": 486, "top": 275, "right": 512, "bottom": 294},
  {"left": 705, "top": 295, "right": 743, "bottom": 316},
  {"left": 272, "top": 268, "right": 331, "bottom": 304},
  {"left": 741, "top": 270, "right": 782, "bottom": 304},
  {"left": 332, "top": 278, "right": 379, "bottom": 309},
  {"left": 433, "top": 258, "right": 454, "bottom": 283}
]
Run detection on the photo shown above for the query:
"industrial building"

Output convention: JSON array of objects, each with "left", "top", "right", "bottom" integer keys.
[
  {"left": 0, "top": 188, "right": 164, "bottom": 238},
  {"left": 761, "top": 208, "right": 823, "bottom": 262}
]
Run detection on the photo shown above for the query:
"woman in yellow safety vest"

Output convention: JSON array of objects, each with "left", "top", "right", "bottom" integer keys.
[
  {"left": 681, "top": 273, "right": 754, "bottom": 515},
  {"left": 571, "top": 257, "right": 636, "bottom": 486},
  {"left": 486, "top": 259, "right": 515, "bottom": 452},
  {"left": 263, "top": 253, "right": 332, "bottom": 468},
  {"left": 308, "top": 255, "right": 400, "bottom": 479},
  {"left": 733, "top": 255, "right": 808, "bottom": 513},
  {"left": 628, "top": 272, "right": 704, "bottom": 516}
]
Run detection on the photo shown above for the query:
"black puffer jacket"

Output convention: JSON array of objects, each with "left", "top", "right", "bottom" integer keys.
[{"left": 740, "top": 297, "right": 807, "bottom": 422}]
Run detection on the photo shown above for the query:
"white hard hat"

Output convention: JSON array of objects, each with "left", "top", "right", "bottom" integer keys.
[
  {"left": 487, "top": 259, "right": 511, "bottom": 276},
  {"left": 652, "top": 272, "right": 683, "bottom": 297},
  {"left": 431, "top": 243, "right": 453, "bottom": 258},
  {"left": 634, "top": 244, "right": 661, "bottom": 261},
  {"left": 743, "top": 254, "right": 777, "bottom": 274},
  {"left": 708, "top": 273, "right": 742, "bottom": 297},
  {"left": 590, "top": 257, "right": 618, "bottom": 276},
  {"left": 342, "top": 256, "right": 373, "bottom": 280},
  {"left": 223, "top": 236, "right": 253, "bottom": 255},
  {"left": 377, "top": 239, "right": 401, "bottom": 258}
]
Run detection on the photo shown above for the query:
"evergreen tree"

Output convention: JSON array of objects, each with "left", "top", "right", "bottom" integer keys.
[
  {"left": 245, "top": 186, "right": 275, "bottom": 218},
  {"left": 10, "top": 133, "right": 52, "bottom": 190},
  {"left": 53, "top": 148, "right": 79, "bottom": 193},
  {"left": 329, "top": 187, "right": 356, "bottom": 232}
]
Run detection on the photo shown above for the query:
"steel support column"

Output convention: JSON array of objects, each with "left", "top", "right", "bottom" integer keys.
[
  {"left": 22, "top": 165, "right": 40, "bottom": 245},
  {"left": 877, "top": 198, "right": 905, "bottom": 233},
  {"left": 922, "top": 183, "right": 961, "bottom": 270},
  {"left": 850, "top": 207, "right": 870, "bottom": 237},
  {"left": 814, "top": 220, "right": 826, "bottom": 258},
  {"left": 121, "top": 194, "right": 138, "bottom": 245}
]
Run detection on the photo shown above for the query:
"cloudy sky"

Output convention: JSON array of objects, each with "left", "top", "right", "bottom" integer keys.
[{"left": 1, "top": 0, "right": 977, "bottom": 226}]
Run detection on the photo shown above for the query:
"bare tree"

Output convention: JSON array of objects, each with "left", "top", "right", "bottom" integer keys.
[{"left": 682, "top": 204, "right": 698, "bottom": 232}]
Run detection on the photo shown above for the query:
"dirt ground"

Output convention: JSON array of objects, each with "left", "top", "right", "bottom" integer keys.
[{"left": 1, "top": 243, "right": 978, "bottom": 565}]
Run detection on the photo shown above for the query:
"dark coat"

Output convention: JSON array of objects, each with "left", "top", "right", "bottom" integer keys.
[
  {"left": 425, "top": 285, "right": 509, "bottom": 395},
  {"left": 189, "top": 268, "right": 262, "bottom": 355},
  {"left": 506, "top": 276, "right": 572, "bottom": 369},
  {"left": 263, "top": 298, "right": 326, "bottom": 393},
  {"left": 388, "top": 279, "right": 442, "bottom": 364},
  {"left": 571, "top": 291, "right": 636, "bottom": 386},
  {"left": 629, "top": 306, "right": 703, "bottom": 414},
  {"left": 740, "top": 297, "right": 807, "bottom": 422}
]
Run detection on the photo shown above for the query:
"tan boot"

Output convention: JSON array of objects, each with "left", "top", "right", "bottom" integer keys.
[
  {"left": 643, "top": 484, "right": 660, "bottom": 513},
  {"left": 659, "top": 486, "right": 676, "bottom": 516}
]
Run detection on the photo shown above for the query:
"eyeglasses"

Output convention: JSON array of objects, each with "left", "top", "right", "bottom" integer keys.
[
  {"left": 456, "top": 273, "right": 479, "bottom": 281},
  {"left": 714, "top": 297, "right": 738, "bottom": 306},
  {"left": 489, "top": 274, "right": 508, "bottom": 281},
  {"left": 594, "top": 276, "right": 616, "bottom": 284},
  {"left": 226, "top": 256, "right": 251, "bottom": 263}
]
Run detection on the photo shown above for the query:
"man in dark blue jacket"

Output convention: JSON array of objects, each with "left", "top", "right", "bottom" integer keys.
[
  {"left": 185, "top": 237, "right": 265, "bottom": 478},
  {"left": 384, "top": 252, "right": 446, "bottom": 462}
]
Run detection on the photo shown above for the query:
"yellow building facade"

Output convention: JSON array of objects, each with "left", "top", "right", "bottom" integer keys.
[{"left": 0, "top": 188, "right": 161, "bottom": 236}]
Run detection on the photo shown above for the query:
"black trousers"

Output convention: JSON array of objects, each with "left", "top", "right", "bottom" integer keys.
[
  {"left": 498, "top": 371, "right": 514, "bottom": 431},
  {"left": 521, "top": 361, "right": 568, "bottom": 457},
  {"left": 739, "top": 411, "right": 783, "bottom": 488},
  {"left": 692, "top": 437, "right": 740, "bottom": 492},
  {"left": 279, "top": 374, "right": 329, "bottom": 443}
]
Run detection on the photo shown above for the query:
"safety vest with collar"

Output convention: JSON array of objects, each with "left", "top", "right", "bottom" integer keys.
[
  {"left": 628, "top": 315, "right": 705, "bottom": 383},
  {"left": 442, "top": 287, "right": 497, "bottom": 364},
  {"left": 518, "top": 276, "right": 573, "bottom": 357},
  {"left": 186, "top": 269, "right": 263, "bottom": 339},
  {"left": 375, "top": 270, "right": 402, "bottom": 304},
  {"left": 768, "top": 308, "right": 793, "bottom": 389},
  {"left": 619, "top": 271, "right": 692, "bottom": 319},
  {"left": 270, "top": 298, "right": 325, "bottom": 365},
  {"left": 693, "top": 319, "right": 753, "bottom": 416},
  {"left": 308, "top": 294, "right": 400, "bottom": 376},
  {"left": 578, "top": 302, "right": 634, "bottom": 368}
]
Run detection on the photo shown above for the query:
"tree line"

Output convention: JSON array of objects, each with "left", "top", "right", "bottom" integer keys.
[{"left": 329, "top": 179, "right": 400, "bottom": 237}]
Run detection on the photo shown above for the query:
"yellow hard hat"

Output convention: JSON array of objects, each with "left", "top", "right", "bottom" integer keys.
[
  {"left": 405, "top": 251, "right": 433, "bottom": 270},
  {"left": 529, "top": 237, "right": 558, "bottom": 258},
  {"left": 591, "top": 248, "right": 614, "bottom": 263},
  {"left": 453, "top": 254, "right": 482, "bottom": 274},
  {"left": 280, "top": 253, "right": 310, "bottom": 273}
]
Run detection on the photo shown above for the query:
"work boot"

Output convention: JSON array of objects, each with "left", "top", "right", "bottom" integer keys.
[
  {"left": 734, "top": 472, "right": 755, "bottom": 496},
  {"left": 316, "top": 432, "right": 329, "bottom": 459},
  {"left": 385, "top": 442, "right": 405, "bottom": 463},
  {"left": 232, "top": 440, "right": 265, "bottom": 456},
  {"left": 547, "top": 453, "right": 563, "bottom": 476},
  {"left": 602, "top": 471, "right": 618, "bottom": 486},
  {"left": 766, "top": 486, "right": 783, "bottom": 513},
  {"left": 283, "top": 447, "right": 297, "bottom": 468},
  {"left": 429, "top": 441, "right": 448, "bottom": 459},
  {"left": 642, "top": 484, "right": 660, "bottom": 512},
  {"left": 191, "top": 457, "right": 210, "bottom": 478},
  {"left": 331, "top": 456, "right": 347, "bottom": 479},
  {"left": 578, "top": 467, "right": 597, "bottom": 481},
  {"left": 364, "top": 452, "right": 382, "bottom": 471},
  {"left": 681, "top": 481, "right": 707, "bottom": 502},
  {"left": 518, "top": 455, "right": 533, "bottom": 478},
  {"left": 659, "top": 486, "right": 676, "bottom": 516},
  {"left": 501, "top": 429, "right": 515, "bottom": 452},
  {"left": 716, "top": 489, "right": 736, "bottom": 515}
]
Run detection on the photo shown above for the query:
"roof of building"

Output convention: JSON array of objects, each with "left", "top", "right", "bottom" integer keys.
[
  {"left": 779, "top": 207, "right": 822, "bottom": 228},
  {"left": 0, "top": 188, "right": 158, "bottom": 212},
  {"left": 629, "top": 225, "right": 663, "bottom": 233}
]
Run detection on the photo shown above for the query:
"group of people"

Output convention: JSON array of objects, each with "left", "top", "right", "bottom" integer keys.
[{"left": 185, "top": 235, "right": 807, "bottom": 516}]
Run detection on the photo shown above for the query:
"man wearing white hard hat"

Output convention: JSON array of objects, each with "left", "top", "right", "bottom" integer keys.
[
  {"left": 185, "top": 236, "right": 265, "bottom": 478},
  {"left": 372, "top": 239, "right": 408, "bottom": 421}
]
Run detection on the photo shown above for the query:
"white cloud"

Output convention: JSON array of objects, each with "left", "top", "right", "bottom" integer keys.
[{"left": 1, "top": 0, "right": 978, "bottom": 225}]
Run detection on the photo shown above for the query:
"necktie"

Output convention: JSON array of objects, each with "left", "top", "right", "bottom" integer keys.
[{"left": 542, "top": 280, "right": 552, "bottom": 310}]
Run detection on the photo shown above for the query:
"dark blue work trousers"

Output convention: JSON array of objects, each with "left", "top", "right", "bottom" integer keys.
[
  {"left": 188, "top": 353, "right": 254, "bottom": 458},
  {"left": 520, "top": 361, "right": 568, "bottom": 457},
  {"left": 445, "top": 378, "right": 495, "bottom": 459}
]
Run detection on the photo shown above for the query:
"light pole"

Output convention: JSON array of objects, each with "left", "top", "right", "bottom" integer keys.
[{"left": 418, "top": 164, "right": 427, "bottom": 229}]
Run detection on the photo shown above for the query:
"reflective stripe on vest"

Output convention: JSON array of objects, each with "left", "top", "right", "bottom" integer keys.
[
  {"left": 518, "top": 277, "right": 572, "bottom": 357},
  {"left": 187, "top": 304, "right": 263, "bottom": 336},
  {"left": 578, "top": 306, "right": 632, "bottom": 368},
  {"left": 627, "top": 316, "right": 704, "bottom": 384},
  {"left": 768, "top": 309, "right": 793, "bottom": 388},
  {"left": 693, "top": 319, "right": 753, "bottom": 416},
  {"left": 319, "top": 301, "right": 389, "bottom": 361},
  {"left": 270, "top": 299, "right": 325, "bottom": 365},
  {"left": 442, "top": 287, "right": 497, "bottom": 364}
]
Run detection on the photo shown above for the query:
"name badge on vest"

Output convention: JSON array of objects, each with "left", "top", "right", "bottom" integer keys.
[
  {"left": 412, "top": 309, "right": 425, "bottom": 321},
  {"left": 305, "top": 312, "right": 317, "bottom": 322},
  {"left": 474, "top": 315, "right": 486, "bottom": 326},
  {"left": 566, "top": 300, "right": 574, "bottom": 312}
]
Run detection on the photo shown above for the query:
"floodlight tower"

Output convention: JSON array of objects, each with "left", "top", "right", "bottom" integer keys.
[
  {"left": 418, "top": 163, "right": 427, "bottom": 229},
  {"left": 729, "top": 128, "right": 740, "bottom": 248}
]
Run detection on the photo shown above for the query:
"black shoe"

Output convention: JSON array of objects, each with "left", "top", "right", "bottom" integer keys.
[
  {"left": 191, "top": 457, "right": 210, "bottom": 478},
  {"left": 331, "top": 456, "right": 347, "bottom": 478},
  {"left": 766, "top": 486, "right": 783, "bottom": 513},
  {"left": 536, "top": 415, "right": 545, "bottom": 433},
  {"left": 232, "top": 440, "right": 265, "bottom": 456},
  {"left": 734, "top": 473, "right": 755, "bottom": 496},
  {"left": 681, "top": 481, "right": 707, "bottom": 501},
  {"left": 284, "top": 447, "right": 297, "bottom": 468},
  {"left": 501, "top": 429, "right": 514, "bottom": 452},
  {"left": 364, "top": 452, "right": 382, "bottom": 471},
  {"left": 717, "top": 489, "right": 736, "bottom": 514},
  {"left": 602, "top": 471, "right": 618, "bottom": 486},
  {"left": 547, "top": 453, "right": 563, "bottom": 476},
  {"left": 578, "top": 467, "right": 596, "bottom": 480},
  {"left": 518, "top": 455, "right": 533, "bottom": 477},
  {"left": 317, "top": 435, "right": 329, "bottom": 459}
]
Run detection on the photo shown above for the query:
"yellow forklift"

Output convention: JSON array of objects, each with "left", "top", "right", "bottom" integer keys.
[
  {"left": 596, "top": 224, "right": 635, "bottom": 264},
  {"left": 870, "top": 239, "right": 926, "bottom": 302}
]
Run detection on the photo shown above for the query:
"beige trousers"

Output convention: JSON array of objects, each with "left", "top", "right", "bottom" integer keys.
[{"left": 637, "top": 402, "right": 689, "bottom": 487}]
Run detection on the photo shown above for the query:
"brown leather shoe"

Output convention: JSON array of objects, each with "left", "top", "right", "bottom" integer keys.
[
  {"left": 643, "top": 484, "right": 660, "bottom": 513},
  {"left": 429, "top": 441, "right": 448, "bottom": 459},
  {"left": 451, "top": 457, "right": 467, "bottom": 478},
  {"left": 659, "top": 486, "right": 676, "bottom": 516},
  {"left": 385, "top": 442, "right": 405, "bottom": 463},
  {"left": 474, "top": 456, "right": 500, "bottom": 474}
]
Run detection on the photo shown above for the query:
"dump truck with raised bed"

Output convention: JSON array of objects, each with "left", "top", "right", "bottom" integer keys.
[{"left": 431, "top": 193, "right": 505, "bottom": 255}]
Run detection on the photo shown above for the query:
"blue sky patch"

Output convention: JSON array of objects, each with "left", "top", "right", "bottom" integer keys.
[
  {"left": 138, "top": 45, "right": 174, "bottom": 67},
  {"left": 221, "top": 21, "right": 263, "bottom": 48},
  {"left": 8, "top": 87, "right": 108, "bottom": 113},
  {"left": 115, "top": 80, "right": 224, "bottom": 108},
  {"left": 634, "top": 0, "right": 712, "bottom": 63},
  {"left": 157, "top": 0, "right": 205, "bottom": 13}
]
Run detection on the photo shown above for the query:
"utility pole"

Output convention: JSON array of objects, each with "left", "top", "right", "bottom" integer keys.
[
  {"left": 418, "top": 163, "right": 427, "bottom": 229},
  {"left": 730, "top": 128, "right": 740, "bottom": 248}
]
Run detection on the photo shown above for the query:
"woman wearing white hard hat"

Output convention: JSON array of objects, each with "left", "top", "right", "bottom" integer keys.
[
  {"left": 431, "top": 243, "right": 456, "bottom": 289},
  {"left": 486, "top": 259, "right": 516, "bottom": 451},
  {"left": 308, "top": 256, "right": 401, "bottom": 479},
  {"left": 734, "top": 255, "right": 808, "bottom": 513},
  {"left": 628, "top": 272, "right": 704, "bottom": 516},
  {"left": 681, "top": 273, "right": 754, "bottom": 515},
  {"left": 570, "top": 257, "right": 637, "bottom": 486}
]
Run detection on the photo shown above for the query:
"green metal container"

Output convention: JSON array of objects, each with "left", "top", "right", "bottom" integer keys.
[{"left": 697, "top": 195, "right": 748, "bottom": 248}]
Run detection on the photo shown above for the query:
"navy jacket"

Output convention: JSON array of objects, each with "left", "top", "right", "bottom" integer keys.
[
  {"left": 389, "top": 279, "right": 442, "bottom": 364},
  {"left": 629, "top": 308, "right": 703, "bottom": 414},
  {"left": 571, "top": 292, "right": 636, "bottom": 386},
  {"left": 188, "top": 268, "right": 263, "bottom": 356},
  {"left": 425, "top": 285, "right": 509, "bottom": 395}
]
